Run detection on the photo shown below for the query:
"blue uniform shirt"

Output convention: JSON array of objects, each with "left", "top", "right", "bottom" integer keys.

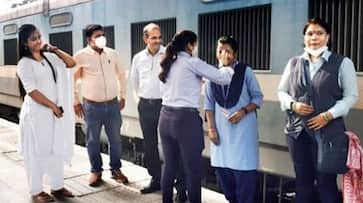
[
  {"left": 161, "top": 51, "right": 234, "bottom": 108},
  {"left": 204, "top": 66, "right": 263, "bottom": 170}
]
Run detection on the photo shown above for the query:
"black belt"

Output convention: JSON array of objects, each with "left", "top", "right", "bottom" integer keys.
[
  {"left": 162, "top": 105, "right": 198, "bottom": 112},
  {"left": 83, "top": 97, "right": 117, "bottom": 104},
  {"left": 140, "top": 97, "right": 162, "bottom": 104}
]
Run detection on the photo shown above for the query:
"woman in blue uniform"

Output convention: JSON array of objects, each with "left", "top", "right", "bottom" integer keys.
[
  {"left": 204, "top": 36, "right": 263, "bottom": 203},
  {"left": 158, "top": 30, "right": 234, "bottom": 203}
]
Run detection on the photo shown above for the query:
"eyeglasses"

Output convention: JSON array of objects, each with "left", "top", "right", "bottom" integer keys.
[
  {"left": 149, "top": 36, "right": 162, "bottom": 40},
  {"left": 305, "top": 31, "right": 326, "bottom": 37}
]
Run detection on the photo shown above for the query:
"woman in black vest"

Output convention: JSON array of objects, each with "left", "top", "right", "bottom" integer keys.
[{"left": 277, "top": 18, "right": 358, "bottom": 203}]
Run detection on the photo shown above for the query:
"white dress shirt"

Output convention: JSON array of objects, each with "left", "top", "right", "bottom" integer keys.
[
  {"left": 130, "top": 46, "right": 165, "bottom": 99},
  {"left": 161, "top": 51, "right": 234, "bottom": 108},
  {"left": 278, "top": 50, "right": 359, "bottom": 118}
]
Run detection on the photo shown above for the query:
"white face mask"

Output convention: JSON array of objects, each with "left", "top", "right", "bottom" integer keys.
[
  {"left": 95, "top": 36, "right": 107, "bottom": 49},
  {"left": 304, "top": 46, "right": 328, "bottom": 57},
  {"left": 192, "top": 46, "right": 198, "bottom": 57}
]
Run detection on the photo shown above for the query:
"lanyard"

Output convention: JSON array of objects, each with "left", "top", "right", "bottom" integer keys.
[{"left": 221, "top": 84, "right": 230, "bottom": 108}]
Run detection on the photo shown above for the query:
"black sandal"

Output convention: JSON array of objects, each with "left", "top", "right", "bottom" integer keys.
[{"left": 50, "top": 188, "right": 74, "bottom": 199}]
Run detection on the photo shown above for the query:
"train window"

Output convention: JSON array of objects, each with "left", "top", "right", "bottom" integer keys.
[
  {"left": 130, "top": 18, "right": 176, "bottom": 58},
  {"left": 309, "top": 0, "right": 363, "bottom": 72},
  {"left": 49, "top": 31, "right": 73, "bottom": 55},
  {"left": 3, "top": 24, "right": 17, "bottom": 35},
  {"left": 49, "top": 12, "right": 73, "bottom": 28},
  {"left": 82, "top": 26, "right": 115, "bottom": 49},
  {"left": 198, "top": 4, "right": 271, "bottom": 70},
  {"left": 3, "top": 38, "right": 18, "bottom": 65}
]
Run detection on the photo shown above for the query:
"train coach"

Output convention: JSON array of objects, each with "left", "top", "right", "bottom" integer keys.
[{"left": 1, "top": 0, "right": 362, "bottom": 201}]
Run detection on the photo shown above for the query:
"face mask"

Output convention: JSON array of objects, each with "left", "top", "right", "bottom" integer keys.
[
  {"left": 192, "top": 46, "right": 198, "bottom": 57},
  {"left": 304, "top": 46, "right": 328, "bottom": 57},
  {"left": 95, "top": 36, "right": 107, "bottom": 49}
]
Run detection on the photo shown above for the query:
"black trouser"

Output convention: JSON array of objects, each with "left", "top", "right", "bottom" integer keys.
[
  {"left": 159, "top": 106, "right": 204, "bottom": 203},
  {"left": 138, "top": 98, "right": 162, "bottom": 182},
  {"left": 215, "top": 168, "right": 257, "bottom": 203},
  {"left": 287, "top": 131, "right": 340, "bottom": 203}
]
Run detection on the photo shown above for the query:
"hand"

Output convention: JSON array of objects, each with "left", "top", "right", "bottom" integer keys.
[
  {"left": 208, "top": 129, "right": 220, "bottom": 145},
  {"left": 52, "top": 104, "right": 63, "bottom": 118},
  {"left": 293, "top": 102, "right": 314, "bottom": 116},
  {"left": 41, "top": 43, "right": 58, "bottom": 53},
  {"left": 306, "top": 112, "right": 331, "bottom": 131},
  {"left": 228, "top": 110, "right": 245, "bottom": 124},
  {"left": 73, "top": 103, "right": 84, "bottom": 118},
  {"left": 119, "top": 98, "right": 125, "bottom": 110}
]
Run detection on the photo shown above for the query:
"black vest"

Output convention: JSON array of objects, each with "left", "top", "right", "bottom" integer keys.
[{"left": 284, "top": 53, "right": 346, "bottom": 139}]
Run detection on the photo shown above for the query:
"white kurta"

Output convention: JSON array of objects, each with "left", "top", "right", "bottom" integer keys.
[{"left": 17, "top": 53, "right": 74, "bottom": 194}]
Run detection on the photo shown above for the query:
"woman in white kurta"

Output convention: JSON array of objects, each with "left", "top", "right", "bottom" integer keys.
[{"left": 17, "top": 24, "right": 76, "bottom": 202}]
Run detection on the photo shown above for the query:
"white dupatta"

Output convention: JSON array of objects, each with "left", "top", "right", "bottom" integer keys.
[{"left": 53, "top": 63, "right": 75, "bottom": 165}]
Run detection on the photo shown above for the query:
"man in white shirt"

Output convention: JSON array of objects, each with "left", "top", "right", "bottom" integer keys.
[{"left": 130, "top": 23, "right": 167, "bottom": 194}]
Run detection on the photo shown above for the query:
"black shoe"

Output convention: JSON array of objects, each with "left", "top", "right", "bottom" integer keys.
[
  {"left": 140, "top": 180, "right": 161, "bottom": 194},
  {"left": 175, "top": 191, "right": 187, "bottom": 203}
]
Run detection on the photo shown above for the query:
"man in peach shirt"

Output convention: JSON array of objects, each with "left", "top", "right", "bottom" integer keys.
[{"left": 73, "top": 24, "right": 128, "bottom": 187}]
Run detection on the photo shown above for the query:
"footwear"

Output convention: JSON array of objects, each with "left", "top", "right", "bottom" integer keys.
[
  {"left": 51, "top": 187, "right": 74, "bottom": 199},
  {"left": 175, "top": 191, "right": 188, "bottom": 203},
  {"left": 140, "top": 179, "right": 161, "bottom": 194},
  {"left": 89, "top": 172, "right": 102, "bottom": 187},
  {"left": 32, "top": 192, "right": 55, "bottom": 202},
  {"left": 111, "top": 169, "right": 129, "bottom": 184}
]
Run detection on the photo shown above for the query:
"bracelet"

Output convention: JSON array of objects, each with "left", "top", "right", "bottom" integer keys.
[{"left": 241, "top": 107, "right": 248, "bottom": 114}]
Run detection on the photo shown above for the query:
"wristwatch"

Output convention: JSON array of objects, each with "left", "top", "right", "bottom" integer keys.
[
  {"left": 290, "top": 101, "right": 295, "bottom": 111},
  {"left": 241, "top": 107, "right": 248, "bottom": 114}
]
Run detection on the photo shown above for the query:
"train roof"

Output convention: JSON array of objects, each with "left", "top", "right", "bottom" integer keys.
[{"left": 0, "top": 0, "right": 92, "bottom": 22}]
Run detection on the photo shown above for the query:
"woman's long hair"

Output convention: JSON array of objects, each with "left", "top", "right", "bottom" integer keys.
[
  {"left": 18, "top": 24, "right": 37, "bottom": 60},
  {"left": 159, "top": 30, "right": 197, "bottom": 83},
  {"left": 17, "top": 24, "right": 37, "bottom": 99}
]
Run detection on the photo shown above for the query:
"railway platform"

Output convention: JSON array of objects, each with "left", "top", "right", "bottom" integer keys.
[{"left": 0, "top": 118, "right": 226, "bottom": 203}]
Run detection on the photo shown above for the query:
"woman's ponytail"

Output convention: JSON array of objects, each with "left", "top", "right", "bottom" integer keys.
[{"left": 159, "top": 30, "right": 197, "bottom": 83}]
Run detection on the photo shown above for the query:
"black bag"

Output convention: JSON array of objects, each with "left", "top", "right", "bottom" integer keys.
[
  {"left": 303, "top": 60, "right": 348, "bottom": 174},
  {"left": 316, "top": 132, "right": 348, "bottom": 174}
]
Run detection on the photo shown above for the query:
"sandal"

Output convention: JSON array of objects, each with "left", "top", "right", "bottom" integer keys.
[
  {"left": 50, "top": 187, "right": 74, "bottom": 199},
  {"left": 32, "top": 192, "right": 54, "bottom": 202}
]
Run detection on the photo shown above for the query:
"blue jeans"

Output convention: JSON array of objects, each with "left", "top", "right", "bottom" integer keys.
[{"left": 83, "top": 99, "right": 122, "bottom": 172}]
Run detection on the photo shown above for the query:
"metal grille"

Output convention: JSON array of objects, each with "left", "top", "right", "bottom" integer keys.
[
  {"left": 309, "top": 0, "right": 363, "bottom": 71},
  {"left": 131, "top": 18, "right": 176, "bottom": 58},
  {"left": 49, "top": 31, "right": 73, "bottom": 55},
  {"left": 3, "top": 38, "right": 18, "bottom": 65},
  {"left": 198, "top": 4, "right": 271, "bottom": 70},
  {"left": 82, "top": 26, "right": 115, "bottom": 49}
]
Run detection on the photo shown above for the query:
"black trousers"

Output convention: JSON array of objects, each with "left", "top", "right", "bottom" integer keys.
[
  {"left": 138, "top": 98, "right": 162, "bottom": 181},
  {"left": 215, "top": 168, "right": 257, "bottom": 203},
  {"left": 159, "top": 106, "right": 204, "bottom": 203},
  {"left": 287, "top": 131, "right": 340, "bottom": 203}
]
